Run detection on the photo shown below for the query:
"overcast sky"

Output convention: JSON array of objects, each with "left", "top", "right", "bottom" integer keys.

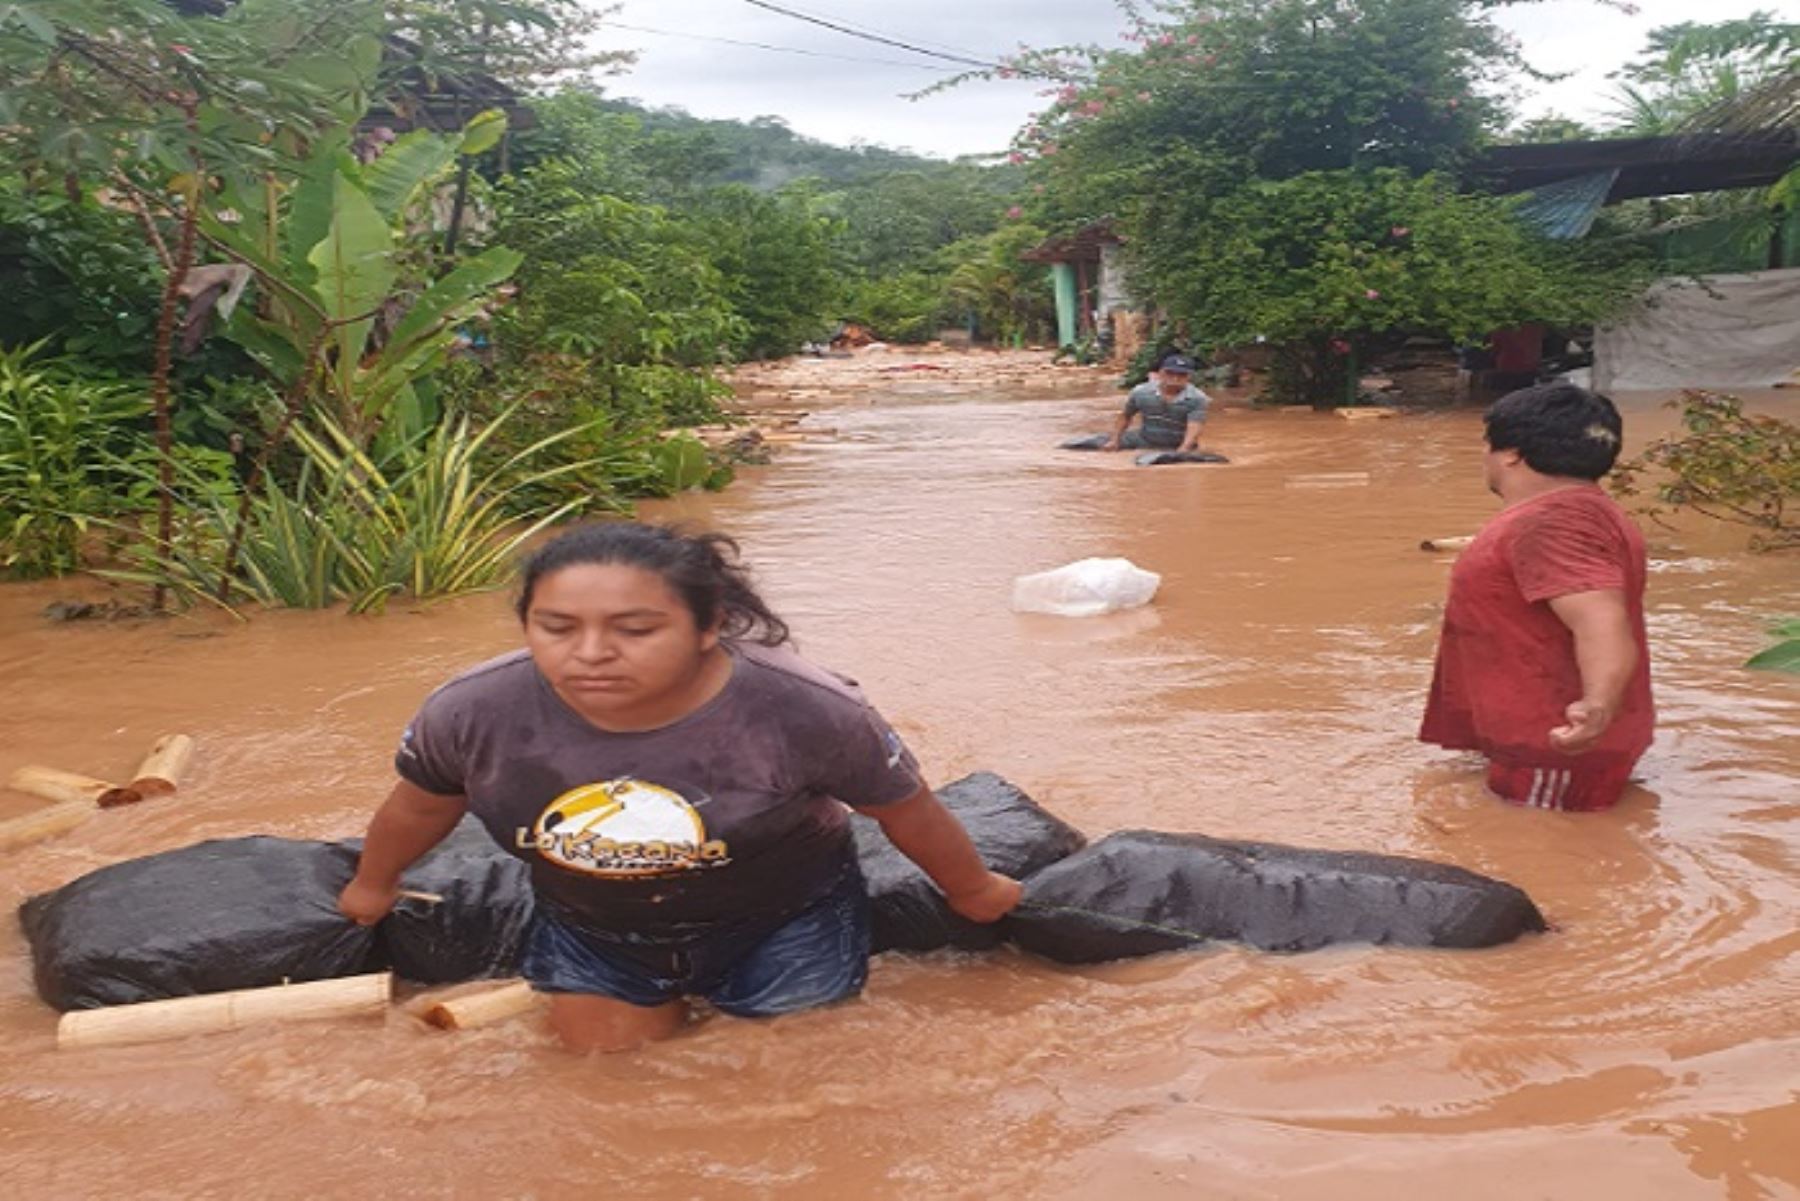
[{"left": 592, "top": 0, "right": 1773, "bottom": 158}]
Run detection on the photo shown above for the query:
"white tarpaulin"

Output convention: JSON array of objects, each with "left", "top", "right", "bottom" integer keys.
[{"left": 1594, "top": 268, "right": 1800, "bottom": 391}]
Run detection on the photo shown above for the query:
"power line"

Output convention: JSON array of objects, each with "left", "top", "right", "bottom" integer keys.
[
  {"left": 738, "top": 0, "right": 1010, "bottom": 71},
  {"left": 607, "top": 21, "right": 959, "bottom": 72},
  {"left": 746, "top": 3, "right": 1005, "bottom": 65}
]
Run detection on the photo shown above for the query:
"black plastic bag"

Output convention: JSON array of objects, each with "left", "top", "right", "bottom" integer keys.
[
  {"left": 855, "top": 771, "right": 1087, "bottom": 953},
  {"left": 18, "top": 837, "right": 377, "bottom": 1011},
  {"left": 373, "top": 818, "right": 533, "bottom": 985},
  {"left": 1133, "top": 450, "right": 1229, "bottom": 466},
  {"left": 1006, "top": 830, "right": 1547, "bottom": 964}
]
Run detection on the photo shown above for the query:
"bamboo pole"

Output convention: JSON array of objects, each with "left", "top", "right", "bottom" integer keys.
[
  {"left": 1420, "top": 536, "right": 1475, "bottom": 552},
  {"left": 127, "top": 734, "right": 195, "bottom": 798},
  {"left": 7, "top": 766, "right": 130, "bottom": 807},
  {"left": 57, "top": 973, "right": 392, "bottom": 1050},
  {"left": 0, "top": 802, "right": 96, "bottom": 853},
  {"left": 421, "top": 980, "right": 540, "bottom": 1031}
]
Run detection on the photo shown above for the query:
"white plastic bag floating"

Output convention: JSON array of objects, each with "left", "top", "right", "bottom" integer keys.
[{"left": 1010, "top": 557, "right": 1161, "bottom": 618}]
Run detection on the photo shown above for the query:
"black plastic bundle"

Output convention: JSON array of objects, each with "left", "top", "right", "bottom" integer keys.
[
  {"left": 18, "top": 782, "right": 1549, "bottom": 1013},
  {"left": 1005, "top": 830, "right": 1549, "bottom": 964},
  {"left": 18, "top": 836, "right": 377, "bottom": 1011},
  {"left": 855, "top": 771, "right": 1088, "bottom": 953},
  {"left": 377, "top": 818, "right": 534, "bottom": 985}
]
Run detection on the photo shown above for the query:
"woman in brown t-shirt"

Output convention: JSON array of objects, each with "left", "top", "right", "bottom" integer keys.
[{"left": 339, "top": 522, "right": 1021, "bottom": 1052}]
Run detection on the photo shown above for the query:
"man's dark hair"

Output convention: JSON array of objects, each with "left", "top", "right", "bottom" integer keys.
[{"left": 1484, "top": 382, "right": 1624, "bottom": 480}]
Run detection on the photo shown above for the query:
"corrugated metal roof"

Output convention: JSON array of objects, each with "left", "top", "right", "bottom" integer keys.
[{"left": 1512, "top": 170, "right": 1619, "bottom": 240}]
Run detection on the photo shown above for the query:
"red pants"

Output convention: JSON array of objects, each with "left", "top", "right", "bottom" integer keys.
[{"left": 1485, "top": 759, "right": 1635, "bottom": 812}]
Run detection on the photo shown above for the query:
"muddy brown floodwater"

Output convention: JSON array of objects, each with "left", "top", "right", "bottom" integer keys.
[{"left": 2, "top": 373, "right": 1797, "bottom": 1201}]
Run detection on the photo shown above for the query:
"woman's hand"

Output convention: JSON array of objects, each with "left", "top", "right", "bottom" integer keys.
[
  {"left": 338, "top": 875, "right": 401, "bottom": 926},
  {"left": 944, "top": 871, "right": 1024, "bottom": 923}
]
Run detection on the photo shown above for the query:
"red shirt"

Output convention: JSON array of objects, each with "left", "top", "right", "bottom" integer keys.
[{"left": 1421, "top": 485, "right": 1654, "bottom": 769}]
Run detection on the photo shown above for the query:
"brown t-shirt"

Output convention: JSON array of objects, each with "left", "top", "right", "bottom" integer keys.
[{"left": 395, "top": 642, "right": 922, "bottom": 943}]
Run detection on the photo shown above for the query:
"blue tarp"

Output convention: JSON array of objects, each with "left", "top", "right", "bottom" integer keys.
[{"left": 1511, "top": 169, "right": 1619, "bottom": 240}]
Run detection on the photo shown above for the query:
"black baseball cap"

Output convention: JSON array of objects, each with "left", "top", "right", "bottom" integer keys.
[{"left": 1160, "top": 353, "right": 1196, "bottom": 373}]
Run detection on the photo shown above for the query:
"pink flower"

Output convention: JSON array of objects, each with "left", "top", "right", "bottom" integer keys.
[
  {"left": 1033, "top": 184, "right": 1046, "bottom": 194},
  {"left": 1364, "top": 289, "right": 1381, "bottom": 300},
  {"left": 1007, "top": 206, "right": 1024, "bottom": 220},
  {"left": 1331, "top": 339, "right": 1352, "bottom": 355},
  {"left": 1008, "top": 151, "right": 1026, "bottom": 165},
  {"left": 1083, "top": 100, "right": 1105, "bottom": 115},
  {"left": 999, "top": 68, "right": 1016, "bottom": 79},
  {"left": 1203, "top": 54, "right": 1217, "bottom": 65},
  {"left": 1158, "top": 34, "right": 1175, "bottom": 45},
  {"left": 1041, "top": 143, "right": 1059, "bottom": 156},
  {"left": 1137, "top": 91, "right": 1153, "bottom": 102},
  {"left": 169, "top": 42, "right": 192, "bottom": 54},
  {"left": 1390, "top": 226, "right": 1410, "bottom": 238},
  {"left": 1187, "top": 34, "right": 1200, "bottom": 44}
]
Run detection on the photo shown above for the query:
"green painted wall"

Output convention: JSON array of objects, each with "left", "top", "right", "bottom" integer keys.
[{"left": 1052, "top": 262, "right": 1078, "bottom": 348}]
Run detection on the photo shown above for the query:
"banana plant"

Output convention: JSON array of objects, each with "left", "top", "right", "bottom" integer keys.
[{"left": 203, "top": 108, "right": 519, "bottom": 447}]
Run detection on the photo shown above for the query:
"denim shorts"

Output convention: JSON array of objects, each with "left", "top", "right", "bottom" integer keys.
[{"left": 521, "top": 866, "right": 871, "bottom": 1017}]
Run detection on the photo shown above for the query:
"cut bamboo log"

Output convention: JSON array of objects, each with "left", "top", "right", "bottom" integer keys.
[
  {"left": 0, "top": 801, "right": 96, "bottom": 852},
  {"left": 57, "top": 972, "right": 392, "bottom": 1050},
  {"left": 421, "top": 980, "right": 540, "bottom": 1031},
  {"left": 127, "top": 734, "right": 195, "bottom": 798},
  {"left": 1335, "top": 407, "right": 1398, "bottom": 420},
  {"left": 1284, "top": 472, "right": 1372, "bottom": 488},
  {"left": 1420, "top": 535, "right": 1475, "bottom": 552},
  {"left": 7, "top": 765, "right": 131, "bottom": 807}
]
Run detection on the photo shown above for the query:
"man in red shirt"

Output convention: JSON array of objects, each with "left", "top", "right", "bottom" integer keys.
[{"left": 1421, "top": 383, "right": 1654, "bottom": 811}]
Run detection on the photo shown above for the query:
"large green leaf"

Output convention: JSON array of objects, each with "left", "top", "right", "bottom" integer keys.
[
  {"left": 459, "top": 109, "right": 508, "bottom": 157},
  {"left": 286, "top": 136, "right": 352, "bottom": 282},
  {"left": 361, "top": 130, "right": 458, "bottom": 222},
  {"left": 653, "top": 436, "right": 713, "bottom": 492},
  {"left": 1746, "top": 638, "right": 1800, "bottom": 674},
  {"left": 308, "top": 169, "right": 394, "bottom": 394},
  {"left": 222, "top": 309, "right": 305, "bottom": 384},
  {"left": 382, "top": 246, "right": 522, "bottom": 360}
]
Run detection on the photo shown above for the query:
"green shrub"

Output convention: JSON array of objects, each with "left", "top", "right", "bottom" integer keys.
[
  {"left": 0, "top": 343, "right": 153, "bottom": 577},
  {"left": 1612, "top": 391, "right": 1799, "bottom": 551},
  {"left": 113, "top": 404, "right": 616, "bottom": 612}
]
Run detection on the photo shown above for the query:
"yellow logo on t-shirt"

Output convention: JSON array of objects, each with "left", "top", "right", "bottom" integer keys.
[{"left": 517, "top": 778, "right": 731, "bottom": 878}]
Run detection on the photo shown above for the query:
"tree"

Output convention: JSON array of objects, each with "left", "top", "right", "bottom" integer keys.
[
  {"left": 1, "top": 0, "right": 382, "bottom": 604},
  {"left": 1505, "top": 113, "right": 1598, "bottom": 143},
  {"left": 1140, "top": 170, "right": 1647, "bottom": 404},
  {"left": 941, "top": 222, "right": 1057, "bottom": 345},
  {"left": 942, "top": 0, "right": 1650, "bottom": 403},
  {"left": 694, "top": 184, "right": 842, "bottom": 360},
  {"left": 1604, "top": 12, "right": 1797, "bottom": 133}
]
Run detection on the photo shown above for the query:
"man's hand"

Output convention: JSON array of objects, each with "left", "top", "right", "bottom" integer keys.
[
  {"left": 1101, "top": 437, "right": 1122, "bottom": 452},
  {"left": 338, "top": 875, "right": 401, "bottom": 926},
  {"left": 1550, "top": 698, "right": 1613, "bottom": 754},
  {"left": 944, "top": 871, "right": 1023, "bottom": 923}
]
